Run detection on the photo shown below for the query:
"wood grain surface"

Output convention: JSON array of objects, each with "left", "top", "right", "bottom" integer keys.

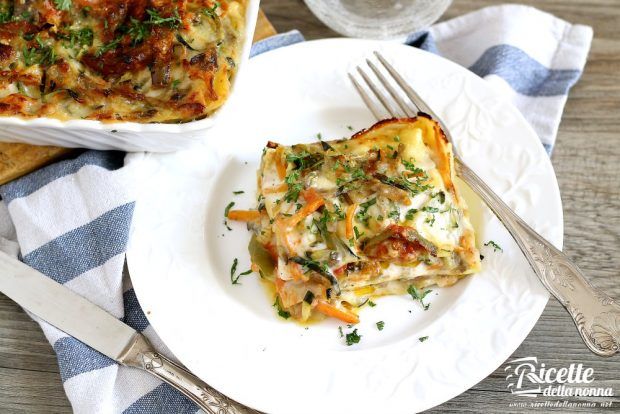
[{"left": 1, "top": 1, "right": 619, "bottom": 412}]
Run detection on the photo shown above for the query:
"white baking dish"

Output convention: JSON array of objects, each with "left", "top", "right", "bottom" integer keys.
[{"left": 0, "top": 0, "right": 260, "bottom": 152}]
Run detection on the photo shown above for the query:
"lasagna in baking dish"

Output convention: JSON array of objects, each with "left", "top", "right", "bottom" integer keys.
[
  {"left": 229, "top": 117, "right": 481, "bottom": 324},
  {"left": 0, "top": 0, "right": 246, "bottom": 123}
]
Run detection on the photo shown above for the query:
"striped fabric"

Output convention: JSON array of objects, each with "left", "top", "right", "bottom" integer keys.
[
  {"left": 405, "top": 4, "right": 592, "bottom": 153},
  {"left": 0, "top": 5, "right": 591, "bottom": 414}
]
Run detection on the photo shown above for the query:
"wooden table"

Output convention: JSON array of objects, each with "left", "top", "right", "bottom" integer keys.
[{"left": 1, "top": 1, "right": 619, "bottom": 412}]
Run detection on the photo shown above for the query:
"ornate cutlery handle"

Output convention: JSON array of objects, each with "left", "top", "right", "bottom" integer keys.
[
  {"left": 119, "top": 334, "right": 260, "bottom": 413},
  {"left": 457, "top": 158, "right": 619, "bottom": 356}
]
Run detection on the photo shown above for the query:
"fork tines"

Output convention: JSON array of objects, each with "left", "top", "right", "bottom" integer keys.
[{"left": 349, "top": 51, "right": 441, "bottom": 123}]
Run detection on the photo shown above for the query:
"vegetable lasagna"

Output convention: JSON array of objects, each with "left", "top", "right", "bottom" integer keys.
[
  {"left": 0, "top": 0, "right": 246, "bottom": 123},
  {"left": 229, "top": 117, "right": 481, "bottom": 324}
]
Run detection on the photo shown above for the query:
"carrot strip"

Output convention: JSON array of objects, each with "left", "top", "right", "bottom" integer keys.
[
  {"left": 263, "top": 183, "right": 288, "bottom": 194},
  {"left": 316, "top": 301, "right": 359, "bottom": 324},
  {"left": 345, "top": 203, "right": 357, "bottom": 240},
  {"left": 275, "top": 146, "right": 287, "bottom": 179},
  {"left": 301, "top": 187, "right": 321, "bottom": 204},
  {"left": 287, "top": 196, "right": 325, "bottom": 227},
  {"left": 227, "top": 210, "right": 260, "bottom": 222}
]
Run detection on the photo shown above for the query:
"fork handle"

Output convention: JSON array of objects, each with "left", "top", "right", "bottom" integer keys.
[{"left": 456, "top": 159, "right": 620, "bottom": 356}]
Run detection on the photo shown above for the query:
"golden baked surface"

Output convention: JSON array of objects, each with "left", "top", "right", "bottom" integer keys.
[
  {"left": 0, "top": 0, "right": 246, "bottom": 123},
  {"left": 231, "top": 117, "right": 481, "bottom": 324}
]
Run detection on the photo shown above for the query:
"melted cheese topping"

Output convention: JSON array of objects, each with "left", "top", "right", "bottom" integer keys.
[
  {"left": 249, "top": 118, "right": 481, "bottom": 323},
  {"left": 0, "top": 0, "right": 246, "bottom": 123}
]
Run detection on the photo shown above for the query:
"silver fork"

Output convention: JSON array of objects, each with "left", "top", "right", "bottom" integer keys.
[{"left": 350, "top": 51, "right": 620, "bottom": 357}]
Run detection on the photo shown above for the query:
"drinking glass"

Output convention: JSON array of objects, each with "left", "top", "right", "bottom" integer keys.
[{"left": 304, "top": 0, "right": 452, "bottom": 40}]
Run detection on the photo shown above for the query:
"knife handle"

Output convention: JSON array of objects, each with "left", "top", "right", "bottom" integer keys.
[{"left": 119, "top": 334, "right": 259, "bottom": 414}]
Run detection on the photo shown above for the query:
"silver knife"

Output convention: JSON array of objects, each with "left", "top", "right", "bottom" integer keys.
[{"left": 0, "top": 251, "right": 257, "bottom": 414}]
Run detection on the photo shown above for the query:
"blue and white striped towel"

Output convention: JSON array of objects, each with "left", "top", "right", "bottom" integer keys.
[{"left": 0, "top": 5, "right": 592, "bottom": 413}]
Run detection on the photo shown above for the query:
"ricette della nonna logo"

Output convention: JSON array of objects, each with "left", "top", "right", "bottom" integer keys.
[{"left": 504, "top": 357, "right": 614, "bottom": 398}]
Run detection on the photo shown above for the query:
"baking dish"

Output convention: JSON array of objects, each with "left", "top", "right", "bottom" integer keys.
[{"left": 0, "top": 0, "right": 260, "bottom": 152}]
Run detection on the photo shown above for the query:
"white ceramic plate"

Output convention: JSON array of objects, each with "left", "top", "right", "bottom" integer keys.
[{"left": 127, "top": 39, "right": 563, "bottom": 414}]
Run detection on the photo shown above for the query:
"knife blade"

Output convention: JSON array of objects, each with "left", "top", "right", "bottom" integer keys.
[
  {"left": 0, "top": 250, "right": 136, "bottom": 360},
  {"left": 0, "top": 251, "right": 256, "bottom": 414}
]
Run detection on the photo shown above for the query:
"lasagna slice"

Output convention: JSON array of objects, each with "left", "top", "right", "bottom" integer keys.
[{"left": 230, "top": 117, "right": 481, "bottom": 324}]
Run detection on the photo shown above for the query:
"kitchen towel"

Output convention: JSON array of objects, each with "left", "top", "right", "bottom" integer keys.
[{"left": 0, "top": 4, "right": 592, "bottom": 413}]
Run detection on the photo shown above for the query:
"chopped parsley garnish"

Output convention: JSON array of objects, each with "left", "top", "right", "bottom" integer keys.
[
  {"left": 283, "top": 170, "right": 303, "bottom": 203},
  {"left": 54, "top": 0, "right": 72, "bottom": 11},
  {"left": 286, "top": 150, "right": 322, "bottom": 171},
  {"left": 405, "top": 208, "right": 418, "bottom": 221},
  {"left": 230, "top": 258, "right": 251, "bottom": 285},
  {"left": 22, "top": 43, "right": 57, "bottom": 67},
  {"left": 421, "top": 206, "right": 439, "bottom": 213},
  {"left": 223, "top": 201, "right": 234, "bottom": 230},
  {"left": 59, "top": 27, "right": 94, "bottom": 50},
  {"left": 484, "top": 240, "right": 503, "bottom": 252},
  {"left": 407, "top": 285, "right": 432, "bottom": 310},
  {"left": 146, "top": 8, "right": 182, "bottom": 27},
  {"left": 356, "top": 198, "right": 376, "bottom": 223},
  {"left": 376, "top": 321, "right": 385, "bottom": 331},
  {"left": 346, "top": 125, "right": 354, "bottom": 131},
  {"left": 368, "top": 300, "right": 376, "bottom": 307},
  {"left": 96, "top": 37, "right": 122, "bottom": 57},
  {"left": 350, "top": 167, "right": 367, "bottom": 181},
  {"left": 229, "top": 258, "right": 238, "bottom": 282},
  {"left": 233, "top": 190, "right": 244, "bottom": 195},
  {"left": 353, "top": 226, "right": 364, "bottom": 239},
  {"left": 128, "top": 18, "right": 150, "bottom": 45},
  {"left": 402, "top": 158, "right": 424, "bottom": 175},
  {"left": 0, "top": 8, "right": 12, "bottom": 23},
  {"left": 171, "top": 79, "right": 181, "bottom": 89},
  {"left": 388, "top": 208, "right": 400, "bottom": 220},
  {"left": 393, "top": 135, "right": 400, "bottom": 142},
  {"left": 332, "top": 204, "right": 346, "bottom": 220},
  {"left": 419, "top": 336, "right": 429, "bottom": 342},
  {"left": 345, "top": 329, "right": 362, "bottom": 346},
  {"left": 425, "top": 215, "right": 436, "bottom": 226},
  {"left": 224, "top": 201, "right": 235, "bottom": 217},
  {"left": 273, "top": 296, "right": 290, "bottom": 319},
  {"left": 338, "top": 326, "right": 344, "bottom": 337},
  {"left": 203, "top": 1, "right": 221, "bottom": 19},
  {"left": 22, "top": 48, "right": 38, "bottom": 66},
  {"left": 97, "top": 7, "right": 181, "bottom": 56}
]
